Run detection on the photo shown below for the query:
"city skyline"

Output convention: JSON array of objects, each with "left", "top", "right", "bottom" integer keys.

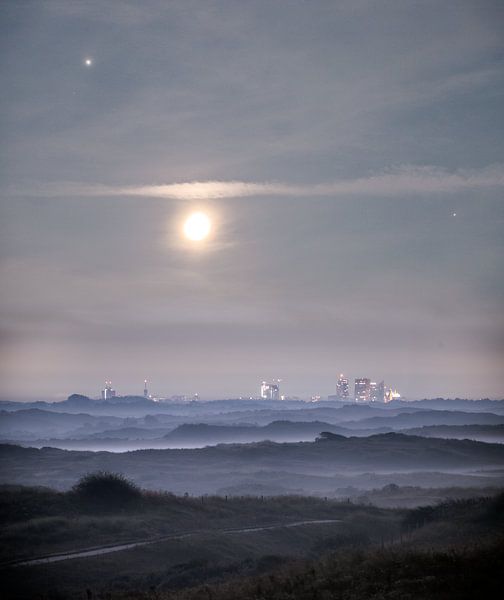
[
  {"left": 87, "top": 373, "right": 403, "bottom": 404},
  {"left": 1, "top": 2, "right": 503, "bottom": 401}
]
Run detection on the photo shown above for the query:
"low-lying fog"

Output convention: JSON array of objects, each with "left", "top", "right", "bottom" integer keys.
[
  {"left": 2, "top": 396, "right": 504, "bottom": 452},
  {"left": 1, "top": 396, "right": 504, "bottom": 501}
]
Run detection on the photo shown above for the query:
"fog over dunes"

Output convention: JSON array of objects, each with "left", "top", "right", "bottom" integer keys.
[
  {"left": 2, "top": 398, "right": 504, "bottom": 451},
  {"left": 2, "top": 432, "right": 504, "bottom": 497}
]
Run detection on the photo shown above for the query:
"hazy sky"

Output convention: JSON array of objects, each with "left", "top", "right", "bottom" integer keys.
[{"left": 1, "top": 1, "right": 503, "bottom": 400}]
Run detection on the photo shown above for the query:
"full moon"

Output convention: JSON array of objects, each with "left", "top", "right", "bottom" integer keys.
[{"left": 183, "top": 212, "right": 211, "bottom": 241}]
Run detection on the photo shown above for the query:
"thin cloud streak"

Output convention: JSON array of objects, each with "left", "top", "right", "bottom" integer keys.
[{"left": 23, "top": 164, "right": 504, "bottom": 201}]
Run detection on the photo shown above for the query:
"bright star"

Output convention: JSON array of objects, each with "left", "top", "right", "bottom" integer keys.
[{"left": 84, "top": 57, "right": 93, "bottom": 67}]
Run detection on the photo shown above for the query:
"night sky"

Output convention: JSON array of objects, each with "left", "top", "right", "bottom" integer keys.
[{"left": 1, "top": 1, "right": 503, "bottom": 400}]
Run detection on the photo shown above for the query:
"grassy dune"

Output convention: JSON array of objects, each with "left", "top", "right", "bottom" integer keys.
[{"left": 1, "top": 477, "right": 502, "bottom": 599}]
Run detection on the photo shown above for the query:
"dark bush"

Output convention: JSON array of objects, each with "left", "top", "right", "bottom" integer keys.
[
  {"left": 71, "top": 471, "right": 142, "bottom": 510},
  {"left": 483, "top": 491, "right": 504, "bottom": 522}
]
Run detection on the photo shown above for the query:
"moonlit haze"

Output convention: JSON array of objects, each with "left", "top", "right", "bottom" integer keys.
[{"left": 0, "top": 1, "right": 503, "bottom": 401}]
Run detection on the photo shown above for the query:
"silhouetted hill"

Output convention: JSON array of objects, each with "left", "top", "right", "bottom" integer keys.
[
  {"left": 0, "top": 409, "right": 123, "bottom": 439},
  {"left": 1, "top": 398, "right": 502, "bottom": 421},
  {"left": 3, "top": 401, "right": 504, "bottom": 450},
  {"left": 163, "top": 420, "right": 351, "bottom": 444},
  {"left": 0, "top": 395, "right": 160, "bottom": 416},
  {"left": 86, "top": 426, "right": 171, "bottom": 440},
  {"left": 390, "top": 398, "right": 504, "bottom": 414},
  {"left": 342, "top": 410, "right": 504, "bottom": 430},
  {"left": 65, "top": 394, "right": 95, "bottom": 406},
  {"left": 405, "top": 424, "right": 504, "bottom": 442}
]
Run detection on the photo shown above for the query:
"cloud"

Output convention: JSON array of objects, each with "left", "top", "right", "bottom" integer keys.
[{"left": 20, "top": 164, "right": 504, "bottom": 201}]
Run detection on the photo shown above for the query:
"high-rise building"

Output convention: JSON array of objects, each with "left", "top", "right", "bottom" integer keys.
[
  {"left": 354, "top": 378, "right": 371, "bottom": 402},
  {"left": 101, "top": 381, "right": 116, "bottom": 400},
  {"left": 361, "top": 380, "right": 386, "bottom": 402},
  {"left": 143, "top": 379, "right": 149, "bottom": 398},
  {"left": 336, "top": 374, "right": 350, "bottom": 400},
  {"left": 260, "top": 381, "right": 280, "bottom": 400},
  {"left": 370, "top": 381, "right": 385, "bottom": 402}
]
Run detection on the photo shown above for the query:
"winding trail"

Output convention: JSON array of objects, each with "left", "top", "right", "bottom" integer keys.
[{"left": 7, "top": 519, "right": 341, "bottom": 568}]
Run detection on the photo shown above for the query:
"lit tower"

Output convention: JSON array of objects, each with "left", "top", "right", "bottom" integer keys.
[
  {"left": 370, "top": 381, "right": 378, "bottom": 402},
  {"left": 101, "top": 381, "right": 116, "bottom": 400},
  {"left": 260, "top": 380, "right": 281, "bottom": 400},
  {"left": 336, "top": 374, "right": 349, "bottom": 400},
  {"left": 354, "top": 378, "right": 371, "bottom": 402},
  {"left": 143, "top": 379, "right": 149, "bottom": 398},
  {"left": 370, "top": 381, "right": 385, "bottom": 402}
]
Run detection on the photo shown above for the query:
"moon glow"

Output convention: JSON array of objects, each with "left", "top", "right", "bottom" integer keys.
[{"left": 183, "top": 212, "right": 211, "bottom": 241}]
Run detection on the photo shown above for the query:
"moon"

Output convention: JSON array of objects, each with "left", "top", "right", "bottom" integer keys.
[{"left": 183, "top": 212, "right": 211, "bottom": 241}]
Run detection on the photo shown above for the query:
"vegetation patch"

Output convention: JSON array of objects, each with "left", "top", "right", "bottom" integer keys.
[{"left": 71, "top": 471, "right": 142, "bottom": 511}]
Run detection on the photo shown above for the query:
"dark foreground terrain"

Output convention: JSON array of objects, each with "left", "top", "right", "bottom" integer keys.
[
  {"left": 151, "top": 537, "right": 504, "bottom": 600},
  {"left": 2, "top": 422, "right": 504, "bottom": 599},
  {"left": 1, "top": 474, "right": 503, "bottom": 600}
]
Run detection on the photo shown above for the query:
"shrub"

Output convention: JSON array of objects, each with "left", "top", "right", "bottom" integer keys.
[{"left": 71, "top": 471, "right": 142, "bottom": 511}]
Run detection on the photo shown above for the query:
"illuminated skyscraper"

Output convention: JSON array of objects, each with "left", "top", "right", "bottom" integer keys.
[
  {"left": 354, "top": 378, "right": 371, "bottom": 402},
  {"left": 101, "top": 381, "right": 116, "bottom": 400},
  {"left": 362, "top": 380, "right": 386, "bottom": 402},
  {"left": 370, "top": 381, "right": 378, "bottom": 402},
  {"left": 260, "top": 381, "right": 280, "bottom": 400},
  {"left": 336, "top": 374, "right": 350, "bottom": 399},
  {"left": 143, "top": 379, "right": 149, "bottom": 398}
]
